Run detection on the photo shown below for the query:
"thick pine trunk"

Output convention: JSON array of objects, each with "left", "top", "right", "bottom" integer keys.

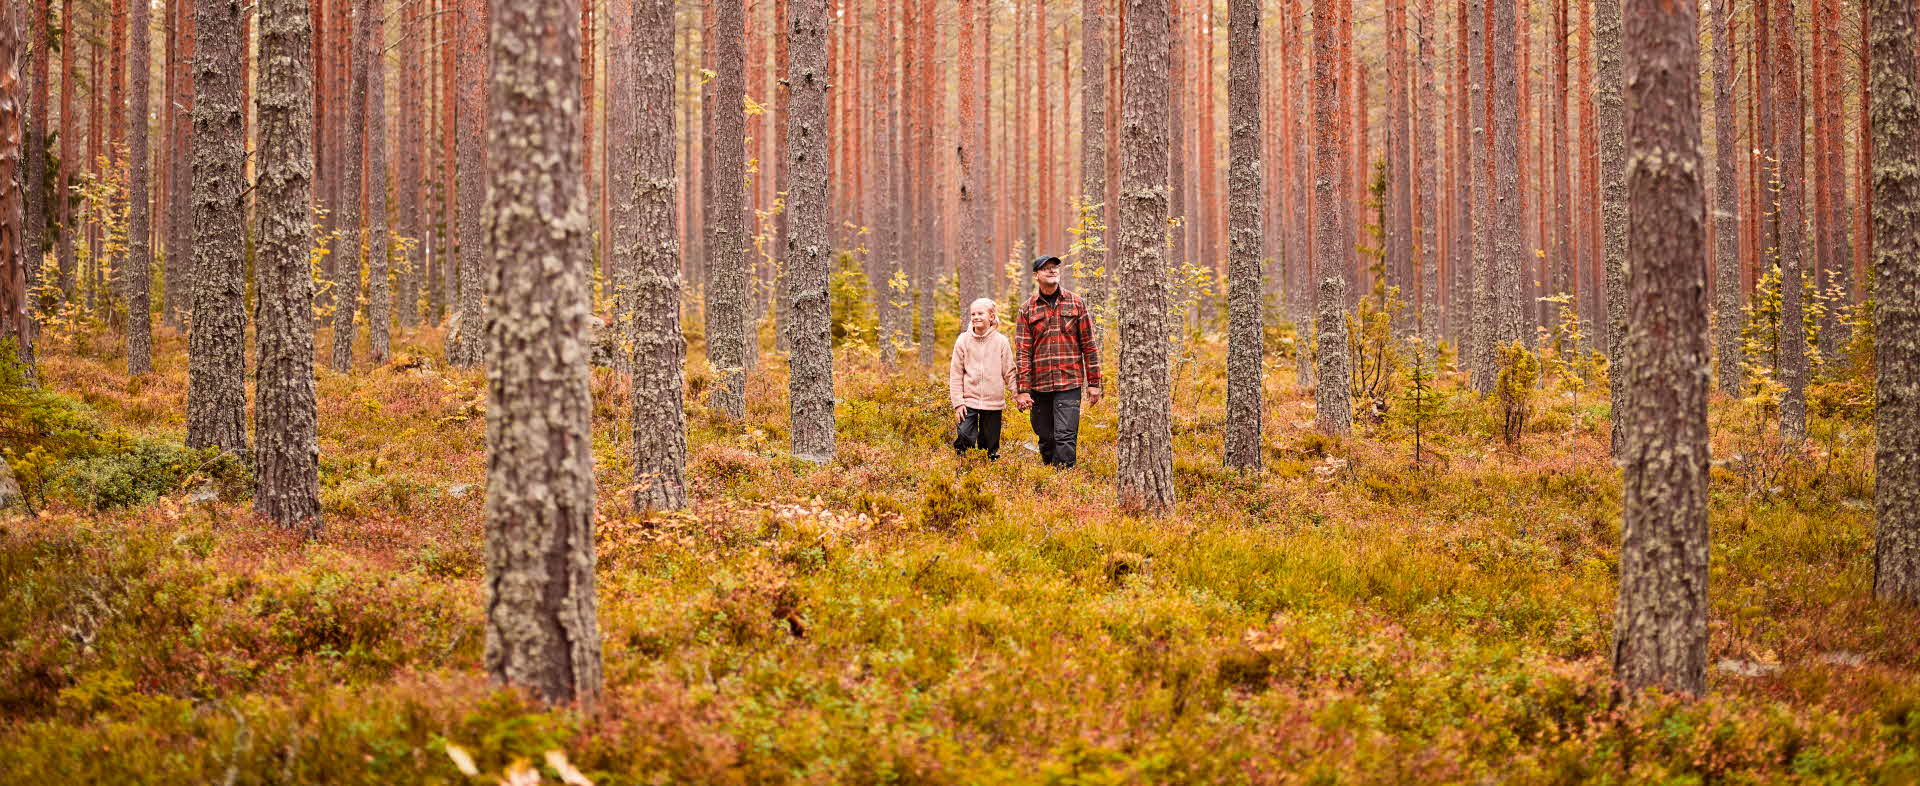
[
  {"left": 1415, "top": 0, "right": 1438, "bottom": 335},
  {"left": 705, "top": 0, "right": 749, "bottom": 417},
  {"left": 185, "top": 0, "right": 249, "bottom": 457},
  {"left": 1775, "top": 0, "right": 1808, "bottom": 441},
  {"left": 1116, "top": 0, "right": 1175, "bottom": 510},
  {"left": 1613, "top": 0, "right": 1710, "bottom": 697},
  {"left": 332, "top": 0, "right": 368, "bottom": 372},
  {"left": 1466, "top": 0, "right": 1492, "bottom": 390},
  {"left": 482, "top": 0, "right": 604, "bottom": 707},
  {"left": 785, "top": 0, "right": 834, "bottom": 463},
  {"left": 1490, "top": 0, "right": 1524, "bottom": 350},
  {"left": 1313, "top": 0, "right": 1352, "bottom": 433},
  {"left": 23, "top": 0, "right": 45, "bottom": 354},
  {"left": 255, "top": 0, "right": 321, "bottom": 534},
  {"left": 1386, "top": 0, "right": 1412, "bottom": 332},
  {"left": 1223, "top": 0, "right": 1263, "bottom": 471},
  {"left": 1869, "top": 0, "right": 1920, "bottom": 605},
  {"left": 616, "top": 0, "right": 689, "bottom": 511}
]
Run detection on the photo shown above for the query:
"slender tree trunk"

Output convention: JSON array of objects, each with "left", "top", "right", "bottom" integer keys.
[
  {"left": 125, "top": 0, "right": 152, "bottom": 375},
  {"left": 255, "top": 0, "right": 321, "bottom": 534},
  {"left": 332, "top": 0, "right": 371, "bottom": 372},
  {"left": 1552, "top": 0, "right": 1572, "bottom": 316},
  {"left": 397, "top": 0, "right": 422, "bottom": 328},
  {"left": 1869, "top": 0, "right": 1920, "bottom": 605},
  {"left": 483, "top": 0, "right": 604, "bottom": 708},
  {"left": 785, "top": 0, "right": 834, "bottom": 463},
  {"left": 1078, "top": 0, "right": 1106, "bottom": 316},
  {"left": 705, "top": 0, "right": 748, "bottom": 417},
  {"left": 1816, "top": 0, "right": 1852, "bottom": 358},
  {"left": 451, "top": 0, "right": 489, "bottom": 366},
  {"left": 1224, "top": 0, "right": 1263, "bottom": 471},
  {"left": 1415, "top": 0, "right": 1438, "bottom": 335},
  {"left": 185, "top": 0, "right": 249, "bottom": 457},
  {"left": 1, "top": 1, "right": 25, "bottom": 375},
  {"left": 1387, "top": 0, "right": 1412, "bottom": 331},
  {"left": 1775, "top": 0, "right": 1808, "bottom": 441},
  {"left": 55, "top": 0, "right": 72, "bottom": 302},
  {"left": 165, "top": 0, "right": 194, "bottom": 328},
  {"left": 364, "top": 1, "right": 389, "bottom": 365},
  {"left": 615, "top": 0, "right": 689, "bottom": 511},
  {"left": 23, "top": 0, "right": 46, "bottom": 346},
  {"left": 1712, "top": 0, "right": 1742, "bottom": 395},
  {"left": 1596, "top": 0, "right": 1629, "bottom": 454},
  {"left": 1613, "top": 0, "right": 1709, "bottom": 697},
  {"left": 1115, "top": 0, "right": 1175, "bottom": 510},
  {"left": 1452, "top": 0, "right": 1473, "bottom": 356},
  {"left": 1313, "top": 0, "right": 1352, "bottom": 433}
]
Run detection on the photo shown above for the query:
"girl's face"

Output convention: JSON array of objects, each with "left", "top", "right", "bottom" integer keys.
[{"left": 969, "top": 305, "right": 994, "bottom": 332}]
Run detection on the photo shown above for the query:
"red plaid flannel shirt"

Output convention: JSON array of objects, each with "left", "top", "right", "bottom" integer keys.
[{"left": 1014, "top": 288, "right": 1102, "bottom": 394}]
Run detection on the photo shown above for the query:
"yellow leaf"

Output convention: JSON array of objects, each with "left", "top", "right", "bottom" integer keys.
[{"left": 445, "top": 743, "right": 480, "bottom": 776}]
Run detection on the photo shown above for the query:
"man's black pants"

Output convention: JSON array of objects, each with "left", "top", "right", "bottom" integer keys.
[
  {"left": 954, "top": 407, "right": 1003, "bottom": 459},
  {"left": 1029, "top": 388, "right": 1082, "bottom": 468}
]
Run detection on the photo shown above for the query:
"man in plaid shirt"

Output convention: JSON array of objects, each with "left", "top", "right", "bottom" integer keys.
[{"left": 1014, "top": 256, "right": 1102, "bottom": 468}]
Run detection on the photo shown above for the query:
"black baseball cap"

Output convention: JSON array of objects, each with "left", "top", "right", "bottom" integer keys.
[{"left": 1031, "top": 255, "right": 1062, "bottom": 272}]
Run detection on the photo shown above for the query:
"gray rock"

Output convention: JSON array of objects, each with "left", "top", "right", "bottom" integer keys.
[
  {"left": 186, "top": 485, "right": 219, "bottom": 504},
  {"left": 0, "top": 457, "right": 22, "bottom": 509},
  {"left": 1714, "top": 658, "right": 1781, "bottom": 678},
  {"left": 448, "top": 483, "right": 475, "bottom": 499},
  {"left": 1819, "top": 651, "right": 1866, "bottom": 668}
]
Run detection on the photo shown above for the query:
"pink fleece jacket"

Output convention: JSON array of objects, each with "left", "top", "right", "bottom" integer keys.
[{"left": 949, "top": 326, "right": 1017, "bottom": 411}]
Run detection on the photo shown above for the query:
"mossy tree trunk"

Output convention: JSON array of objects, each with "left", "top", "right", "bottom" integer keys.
[
  {"left": 1115, "top": 0, "right": 1175, "bottom": 511},
  {"left": 363, "top": 0, "right": 389, "bottom": 366},
  {"left": 786, "top": 0, "right": 835, "bottom": 464},
  {"left": 615, "top": 0, "right": 689, "bottom": 511},
  {"left": 1314, "top": 0, "right": 1353, "bottom": 434},
  {"left": 705, "top": 0, "right": 749, "bottom": 418},
  {"left": 0, "top": 0, "right": 26, "bottom": 379},
  {"left": 255, "top": 0, "right": 321, "bottom": 535},
  {"left": 1223, "top": 0, "right": 1263, "bottom": 472},
  {"left": 125, "top": 0, "right": 151, "bottom": 376},
  {"left": 451, "top": 0, "right": 488, "bottom": 367},
  {"left": 1711, "top": 0, "right": 1742, "bottom": 397},
  {"left": 482, "top": 0, "right": 604, "bottom": 707},
  {"left": 1869, "top": 0, "right": 1920, "bottom": 605},
  {"left": 1612, "top": 0, "right": 1710, "bottom": 697},
  {"left": 185, "top": 0, "right": 249, "bottom": 458}
]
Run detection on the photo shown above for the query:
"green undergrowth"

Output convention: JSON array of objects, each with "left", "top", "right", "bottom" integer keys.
[{"left": 2, "top": 323, "right": 1918, "bottom": 783}]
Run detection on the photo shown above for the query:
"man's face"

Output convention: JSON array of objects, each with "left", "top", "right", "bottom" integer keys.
[{"left": 1034, "top": 263, "right": 1061, "bottom": 289}]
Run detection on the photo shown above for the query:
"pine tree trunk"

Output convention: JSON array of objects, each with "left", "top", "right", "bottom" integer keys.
[
  {"left": 705, "top": 0, "right": 749, "bottom": 418},
  {"left": 55, "top": 0, "right": 72, "bottom": 302},
  {"left": 1223, "top": 0, "right": 1263, "bottom": 471},
  {"left": 1612, "top": 0, "right": 1709, "bottom": 697},
  {"left": 1595, "top": 0, "right": 1629, "bottom": 454},
  {"left": 1415, "top": 0, "right": 1438, "bottom": 335},
  {"left": 165, "top": 0, "right": 194, "bottom": 328},
  {"left": 1313, "top": 0, "right": 1352, "bottom": 434},
  {"left": 1711, "top": 0, "right": 1742, "bottom": 395},
  {"left": 1466, "top": 0, "right": 1493, "bottom": 390},
  {"left": 397, "top": 0, "right": 422, "bottom": 328},
  {"left": 185, "top": 0, "right": 249, "bottom": 457},
  {"left": 784, "top": 0, "right": 835, "bottom": 463},
  {"left": 1869, "top": 0, "right": 1920, "bottom": 605},
  {"left": 1386, "top": 0, "right": 1412, "bottom": 332},
  {"left": 1452, "top": 0, "right": 1472, "bottom": 354},
  {"left": 1, "top": 1, "right": 25, "bottom": 376},
  {"left": 365, "top": 1, "right": 389, "bottom": 365},
  {"left": 452, "top": 0, "right": 488, "bottom": 366},
  {"left": 1816, "top": 0, "right": 1852, "bottom": 359},
  {"left": 332, "top": 0, "right": 368, "bottom": 372},
  {"left": 23, "top": 0, "right": 46, "bottom": 352},
  {"left": 483, "top": 0, "right": 604, "bottom": 707},
  {"left": 1078, "top": 0, "right": 1105, "bottom": 316},
  {"left": 1116, "top": 0, "right": 1175, "bottom": 510},
  {"left": 614, "top": 0, "right": 688, "bottom": 511},
  {"left": 124, "top": 0, "right": 151, "bottom": 375},
  {"left": 1490, "top": 0, "right": 1524, "bottom": 350},
  {"left": 1775, "top": 0, "right": 1808, "bottom": 441},
  {"left": 255, "top": 0, "right": 321, "bottom": 534}
]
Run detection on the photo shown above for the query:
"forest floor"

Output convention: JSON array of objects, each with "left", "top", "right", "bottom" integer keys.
[{"left": 3, "top": 321, "right": 1919, "bottom": 783}]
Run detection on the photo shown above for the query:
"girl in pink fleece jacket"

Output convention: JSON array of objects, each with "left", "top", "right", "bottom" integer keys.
[{"left": 949, "top": 298, "right": 1017, "bottom": 459}]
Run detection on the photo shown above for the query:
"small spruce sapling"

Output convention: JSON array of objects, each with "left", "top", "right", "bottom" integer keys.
[
  {"left": 1495, "top": 341, "right": 1540, "bottom": 446},
  {"left": 1394, "top": 338, "right": 1446, "bottom": 463}
]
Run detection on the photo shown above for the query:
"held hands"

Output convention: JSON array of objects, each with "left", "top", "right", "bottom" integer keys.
[{"left": 1015, "top": 393, "right": 1034, "bottom": 411}]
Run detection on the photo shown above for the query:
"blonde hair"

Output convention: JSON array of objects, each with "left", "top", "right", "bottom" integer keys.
[{"left": 967, "top": 297, "right": 998, "bottom": 319}]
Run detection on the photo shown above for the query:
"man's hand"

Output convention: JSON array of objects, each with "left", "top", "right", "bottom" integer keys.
[
  {"left": 1016, "top": 393, "right": 1034, "bottom": 411},
  {"left": 954, "top": 406, "right": 967, "bottom": 425},
  {"left": 1085, "top": 387, "right": 1102, "bottom": 408}
]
